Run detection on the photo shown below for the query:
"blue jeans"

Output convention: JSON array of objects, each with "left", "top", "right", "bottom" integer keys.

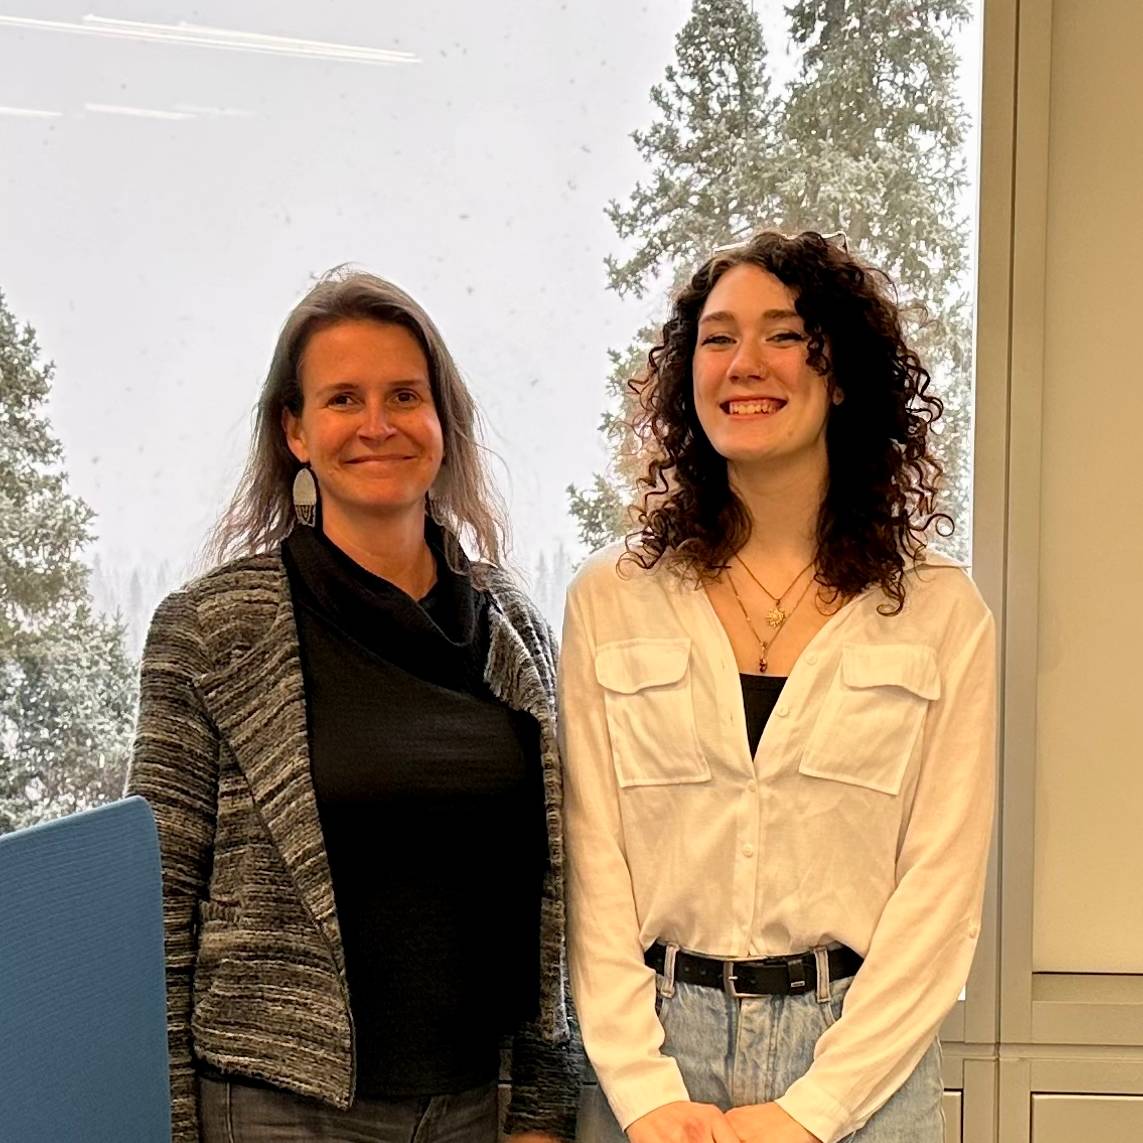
[
  {"left": 199, "top": 1075, "right": 500, "bottom": 1143},
  {"left": 577, "top": 972, "right": 944, "bottom": 1142}
]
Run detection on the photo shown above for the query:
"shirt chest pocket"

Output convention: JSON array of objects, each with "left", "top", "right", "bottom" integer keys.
[
  {"left": 800, "top": 642, "right": 941, "bottom": 796},
  {"left": 594, "top": 638, "right": 711, "bottom": 788}
]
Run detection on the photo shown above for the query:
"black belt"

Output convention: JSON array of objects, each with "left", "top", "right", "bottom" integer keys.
[{"left": 645, "top": 941, "right": 863, "bottom": 998}]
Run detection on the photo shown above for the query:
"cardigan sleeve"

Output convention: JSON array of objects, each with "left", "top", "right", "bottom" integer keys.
[
  {"left": 503, "top": 602, "right": 584, "bottom": 1140},
  {"left": 505, "top": 1006, "right": 583, "bottom": 1141},
  {"left": 125, "top": 590, "right": 220, "bottom": 1143}
]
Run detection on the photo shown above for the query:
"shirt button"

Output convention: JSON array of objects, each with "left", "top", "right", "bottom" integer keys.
[
  {"left": 743, "top": 844, "right": 755, "bottom": 857},
  {"left": 805, "top": 653, "right": 818, "bottom": 666},
  {"left": 746, "top": 780, "right": 757, "bottom": 793},
  {"left": 776, "top": 704, "right": 790, "bottom": 718}
]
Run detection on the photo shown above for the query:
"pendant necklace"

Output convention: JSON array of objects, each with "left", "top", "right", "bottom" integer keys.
[
  {"left": 734, "top": 554, "right": 816, "bottom": 628},
  {"left": 727, "top": 568, "right": 816, "bottom": 674}
]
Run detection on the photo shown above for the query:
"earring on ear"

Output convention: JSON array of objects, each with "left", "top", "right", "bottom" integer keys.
[{"left": 293, "top": 466, "right": 318, "bottom": 527}]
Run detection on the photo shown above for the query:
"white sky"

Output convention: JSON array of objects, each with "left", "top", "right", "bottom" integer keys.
[{"left": 0, "top": 1, "right": 981, "bottom": 587}]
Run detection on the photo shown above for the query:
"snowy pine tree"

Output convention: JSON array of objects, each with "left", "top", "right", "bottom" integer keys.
[
  {"left": 0, "top": 289, "right": 137, "bottom": 833},
  {"left": 777, "top": 0, "right": 974, "bottom": 551},
  {"left": 533, "top": 550, "right": 553, "bottom": 625},
  {"left": 570, "top": 0, "right": 974, "bottom": 559},
  {"left": 570, "top": 0, "right": 780, "bottom": 553}
]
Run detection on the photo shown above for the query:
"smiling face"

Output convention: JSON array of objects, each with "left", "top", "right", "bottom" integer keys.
[
  {"left": 692, "top": 263, "right": 837, "bottom": 478},
  {"left": 283, "top": 318, "right": 444, "bottom": 533}
]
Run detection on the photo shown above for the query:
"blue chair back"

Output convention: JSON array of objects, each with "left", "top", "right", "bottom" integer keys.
[{"left": 0, "top": 796, "right": 171, "bottom": 1141}]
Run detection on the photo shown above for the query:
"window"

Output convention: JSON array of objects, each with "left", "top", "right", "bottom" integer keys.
[{"left": 1, "top": 0, "right": 983, "bottom": 828}]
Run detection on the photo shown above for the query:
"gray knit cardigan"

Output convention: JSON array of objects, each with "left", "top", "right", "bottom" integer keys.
[{"left": 126, "top": 550, "right": 580, "bottom": 1142}]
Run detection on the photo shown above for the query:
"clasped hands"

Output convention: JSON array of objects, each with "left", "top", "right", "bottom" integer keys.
[{"left": 627, "top": 1099, "right": 822, "bottom": 1143}]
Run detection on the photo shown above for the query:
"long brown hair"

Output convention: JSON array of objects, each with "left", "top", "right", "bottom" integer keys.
[
  {"left": 206, "top": 268, "right": 509, "bottom": 570},
  {"left": 625, "top": 230, "right": 950, "bottom": 614}
]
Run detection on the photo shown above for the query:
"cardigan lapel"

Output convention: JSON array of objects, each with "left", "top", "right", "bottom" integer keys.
[
  {"left": 483, "top": 602, "right": 552, "bottom": 737},
  {"left": 194, "top": 571, "right": 345, "bottom": 976},
  {"left": 483, "top": 599, "right": 564, "bottom": 852}
]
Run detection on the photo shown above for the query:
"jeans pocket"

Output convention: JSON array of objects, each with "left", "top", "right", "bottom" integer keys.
[
  {"left": 819, "top": 976, "right": 853, "bottom": 1029},
  {"left": 225, "top": 1082, "right": 237, "bottom": 1143},
  {"left": 196, "top": 1076, "right": 237, "bottom": 1143},
  {"left": 819, "top": 996, "right": 839, "bottom": 1028}
]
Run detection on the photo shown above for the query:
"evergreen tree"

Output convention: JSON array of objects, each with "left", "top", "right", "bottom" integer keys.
[
  {"left": 533, "top": 550, "right": 552, "bottom": 626},
  {"left": 89, "top": 552, "right": 110, "bottom": 613},
  {"left": 570, "top": 0, "right": 975, "bottom": 559},
  {"left": 127, "top": 567, "right": 146, "bottom": 654},
  {"left": 570, "top": 0, "right": 781, "bottom": 553},
  {"left": 603, "top": 0, "right": 782, "bottom": 298},
  {"left": 778, "top": 0, "right": 974, "bottom": 548},
  {"left": 0, "top": 289, "right": 137, "bottom": 833},
  {"left": 128, "top": 568, "right": 143, "bottom": 620},
  {"left": 548, "top": 542, "right": 575, "bottom": 629}
]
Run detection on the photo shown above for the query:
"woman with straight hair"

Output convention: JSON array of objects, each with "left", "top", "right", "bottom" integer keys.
[
  {"left": 560, "top": 231, "right": 995, "bottom": 1143},
  {"left": 128, "top": 268, "right": 579, "bottom": 1142}
]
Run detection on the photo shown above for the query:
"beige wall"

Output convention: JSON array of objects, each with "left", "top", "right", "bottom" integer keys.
[{"left": 1032, "top": 0, "right": 1143, "bottom": 972}]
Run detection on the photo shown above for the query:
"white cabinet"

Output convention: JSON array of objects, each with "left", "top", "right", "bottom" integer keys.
[
  {"left": 943, "top": 1090, "right": 962, "bottom": 1143},
  {"left": 1032, "top": 1094, "right": 1143, "bottom": 1141}
]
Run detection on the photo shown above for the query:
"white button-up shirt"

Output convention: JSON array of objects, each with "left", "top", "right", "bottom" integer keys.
[{"left": 559, "top": 544, "right": 996, "bottom": 1143}]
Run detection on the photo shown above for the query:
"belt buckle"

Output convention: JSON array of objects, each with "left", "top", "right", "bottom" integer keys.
[{"left": 722, "top": 959, "right": 765, "bottom": 999}]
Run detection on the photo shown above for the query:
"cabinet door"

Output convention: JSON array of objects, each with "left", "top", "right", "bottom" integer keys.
[
  {"left": 943, "top": 1091, "right": 962, "bottom": 1143},
  {"left": 1033, "top": 1094, "right": 1143, "bottom": 1141}
]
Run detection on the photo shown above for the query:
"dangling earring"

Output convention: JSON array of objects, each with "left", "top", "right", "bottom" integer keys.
[{"left": 293, "top": 466, "right": 318, "bottom": 527}]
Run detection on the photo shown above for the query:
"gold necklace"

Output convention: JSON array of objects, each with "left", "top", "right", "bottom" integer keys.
[
  {"left": 727, "top": 569, "right": 816, "bottom": 674},
  {"left": 735, "top": 554, "right": 816, "bottom": 628}
]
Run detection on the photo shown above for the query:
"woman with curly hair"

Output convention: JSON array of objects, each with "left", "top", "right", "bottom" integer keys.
[{"left": 560, "top": 231, "right": 995, "bottom": 1143}]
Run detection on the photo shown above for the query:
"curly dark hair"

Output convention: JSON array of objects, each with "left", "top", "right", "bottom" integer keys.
[{"left": 624, "top": 229, "right": 952, "bottom": 614}]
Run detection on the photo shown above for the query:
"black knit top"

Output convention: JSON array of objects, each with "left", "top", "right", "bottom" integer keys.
[{"left": 281, "top": 523, "right": 547, "bottom": 1098}]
